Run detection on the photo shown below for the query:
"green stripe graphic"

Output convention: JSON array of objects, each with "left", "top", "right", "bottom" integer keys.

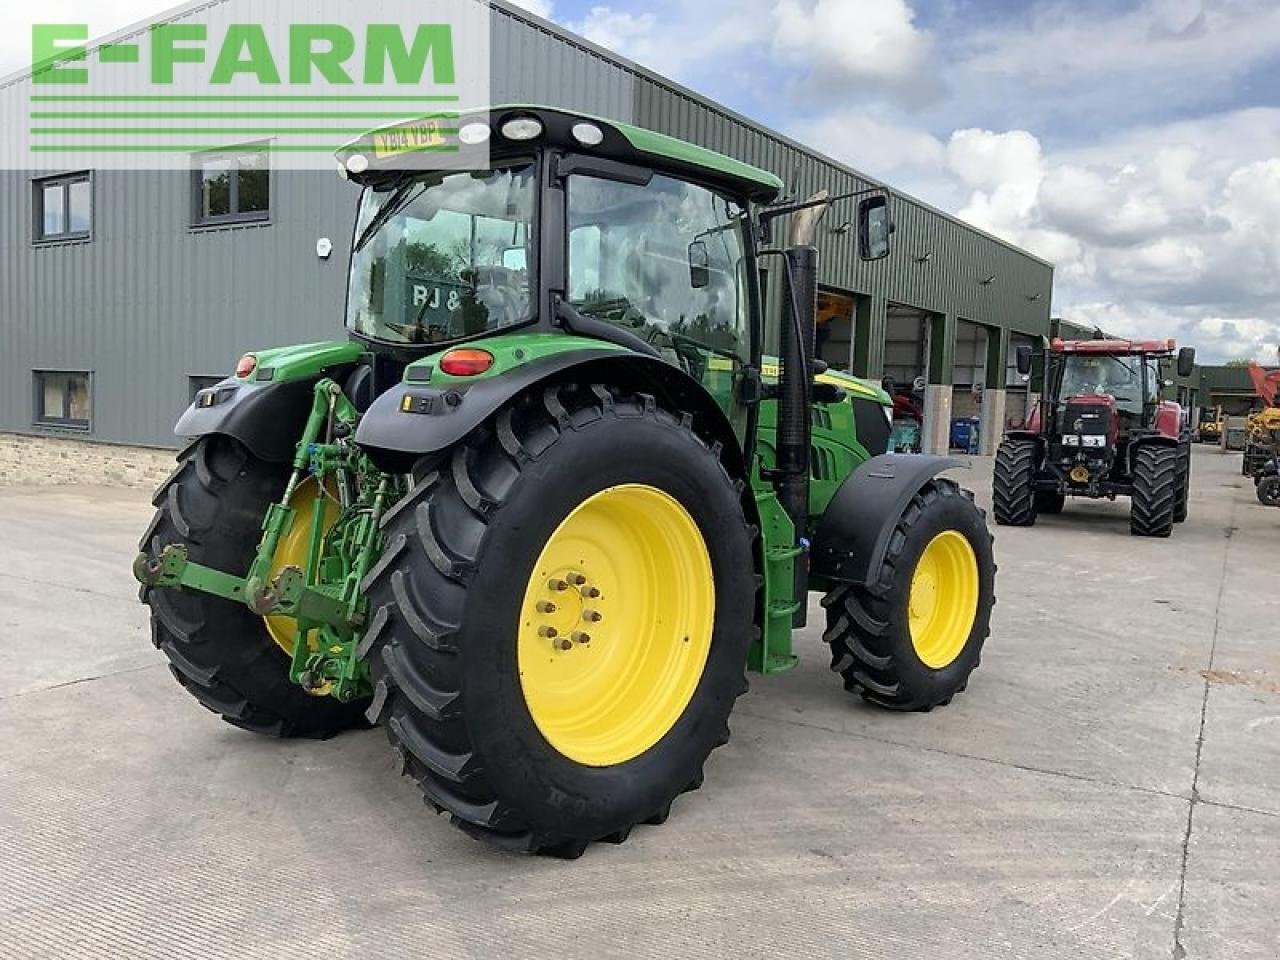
[
  {"left": 30, "top": 144, "right": 462, "bottom": 153},
  {"left": 32, "top": 111, "right": 454, "bottom": 119},
  {"left": 30, "top": 95, "right": 461, "bottom": 103},
  {"left": 31, "top": 128, "right": 409, "bottom": 135}
]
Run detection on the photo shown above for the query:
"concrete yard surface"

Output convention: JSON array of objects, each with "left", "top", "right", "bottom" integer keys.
[{"left": 1, "top": 445, "right": 1277, "bottom": 959}]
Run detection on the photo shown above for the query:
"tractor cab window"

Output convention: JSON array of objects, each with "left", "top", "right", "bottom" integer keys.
[
  {"left": 1059, "top": 354, "right": 1147, "bottom": 414},
  {"left": 566, "top": 173, "right": 752, "bottom": 386},
  {"left": 346, "top": 164, "right": 535, "bottom": 346}
]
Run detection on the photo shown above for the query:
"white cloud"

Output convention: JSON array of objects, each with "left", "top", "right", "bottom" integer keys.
[
  {"left": 954, "top": 0, "right": 1280, "bottom": 123},
  {"left": 790, "top": 111, "right": 945, "bottom": 180},
  {"left": 790, "top": 104, "right": 1280, "bottom": 364},
  {"left": 571, "top": 6, "right": 657, "bottom": 55},
  {"left": 947, "top": 129, "right": 1043, "bottom": 242},
  {"left": 504, "top": 0, "right": 554, "bottom": 20},
  {"left": 771, "top": 0, "right": 938, "bottom": 103},
  {"left": 1063, "top": 303, "right": 1278, "bottom": 365},
  {"left": 568, "top": 2, "right": 765, "bottom": 79}
]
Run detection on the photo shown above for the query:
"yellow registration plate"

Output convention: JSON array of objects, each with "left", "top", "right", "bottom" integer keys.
[{"left": 373, "top": 119, "right": 447, "bottom": 158}]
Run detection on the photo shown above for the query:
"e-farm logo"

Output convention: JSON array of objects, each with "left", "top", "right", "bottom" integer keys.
[
  {"left": 17, "top": 4, "right": 490, "bottom": 170},
  {"left": 33, "top": 23, "right": 457, "bottom": 87}
]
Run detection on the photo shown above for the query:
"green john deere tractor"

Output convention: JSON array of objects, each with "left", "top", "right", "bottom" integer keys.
[{"left": 135, "top": 106, "right": 996, "bottom": 857}]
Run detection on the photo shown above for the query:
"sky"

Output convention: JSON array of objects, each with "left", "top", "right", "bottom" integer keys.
[{"left": 3, "top": 0, "right": 1278, "bottom": 364}]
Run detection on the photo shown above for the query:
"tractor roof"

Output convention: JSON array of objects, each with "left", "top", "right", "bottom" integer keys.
[
  {"left": 1051, "top": 338, "right": 1178, "bottom": 355},
  {"left": 337, "top": 105, "right": 784, "bottom": 202}
]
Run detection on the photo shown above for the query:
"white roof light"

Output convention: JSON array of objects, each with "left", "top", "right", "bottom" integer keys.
[
  {"left": 459, "top": 121, "right": 492, "bottom": 145},
  {"left": 571, "top": 122, "right": 604, "bottom": 147},
  {"left": 345, "top": 154, "right": 370, "bottom": 175},
  {"left": 501, "top": 116, "right": 544, "bottom": 142}
]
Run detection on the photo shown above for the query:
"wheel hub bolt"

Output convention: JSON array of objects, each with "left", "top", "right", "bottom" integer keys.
[
  {"left": 555, "top": 637, "right": 574, "bottom": 651},
  {"left": 583, "top": 586, "right": 602, "bottom": 599},
  {"left": 548, "top": 578, "right": 569, "bottom": 592},
  {"left": 582, "top": 610, "right": 603, "bottom": 623},
  {"left": 567, "top": 571, "right": 588, "bottom": 586},
  {"left": 536, "top": 600, "right": 557, "bottom": 614},
  {"left": 538, "top": 625, "right": 559, "bottom": 639},
  {"left": 572, "top": 632, "right": 592, "bottom": 645}
]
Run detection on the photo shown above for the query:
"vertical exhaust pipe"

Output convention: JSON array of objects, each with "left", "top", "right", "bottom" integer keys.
[{"left": 777, "top": 192, "right": 829, "bottom": 626}]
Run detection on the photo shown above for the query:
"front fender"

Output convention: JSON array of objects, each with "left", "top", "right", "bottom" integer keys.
[{"left": 810, "top": 454, "right": 966, "bottom": 586}]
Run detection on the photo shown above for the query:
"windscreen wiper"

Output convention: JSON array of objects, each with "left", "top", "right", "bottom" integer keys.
[{"left": 353, "top": 178, "right": 419, "bottom": 254}]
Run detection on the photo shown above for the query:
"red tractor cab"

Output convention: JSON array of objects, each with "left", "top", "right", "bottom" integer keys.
[{"left": 993, "top": 337, "right": 1196, "bottom": 537}]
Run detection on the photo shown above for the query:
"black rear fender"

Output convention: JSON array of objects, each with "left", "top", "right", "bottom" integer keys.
[
  {"left": 175, "top": 377, "right": 320, "bottom": 464},
  {"left": 353, "top": 351, "right": 748, "bottom": 482}
]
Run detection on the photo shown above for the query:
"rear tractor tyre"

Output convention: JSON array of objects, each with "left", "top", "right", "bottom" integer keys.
[
  {"left": 139, "top": 436, "right": 371, "bottom": 738},
  {"left": 1034, "top": 490, "right": 1066, "bottom": 514},
  {"left": 1257, "top": 476, "right": 1280, "bottom": 507},
  {"left": 360, "top": 383, "right": 756, "bottom": 857},
  {"left": 992, "top": 439, "right": 1038, "bottom": 526},
  {"left": 822, "top": 479, "right": 995, "bottom": 711},
  {"left": 1129, "top": 444, "right": 1179, "bottom": 538}
]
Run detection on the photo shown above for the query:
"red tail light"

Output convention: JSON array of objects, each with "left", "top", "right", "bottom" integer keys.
[
  {"left": 439, "top": 348, "right": 494, "bottom": 377},
  {"left": 236, "top": 354, "right": 258, "bottom": 378}
]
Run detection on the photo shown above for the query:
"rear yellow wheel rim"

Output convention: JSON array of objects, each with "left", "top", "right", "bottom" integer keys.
[
  {"left": 908, "top": 530, "right": 979, "bottom": 669},
  {"left": 265, "top": 479, "right": 338, "bottom": 669},
  {"left": 517, "top": 484, "right": 714, "bottom": 767}
]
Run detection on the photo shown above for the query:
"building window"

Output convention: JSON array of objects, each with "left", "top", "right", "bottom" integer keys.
[
  {"left": 35, "top": 371, "right": 92, "bottom": 430},
  {"left": 193, "top": 148, "right": 270, "bottom": 226},
  {"left": 189, "top": 375, "right": 224, "bottom": 401},
  {"left": 34, "top": 172, "right": 92, "bottom": 242}
]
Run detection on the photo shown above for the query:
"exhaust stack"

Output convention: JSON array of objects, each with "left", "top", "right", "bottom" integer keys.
[{"left": 777, "top": 192, "right": 830, "bottom": 626}]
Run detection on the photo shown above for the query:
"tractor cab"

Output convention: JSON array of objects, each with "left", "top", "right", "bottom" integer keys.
[
  {"left": 1050, "top": 343, "right": 1167, "bottom": 475},
  {"left": 336, "top": 108, "right": 786, "bottom": 442}
]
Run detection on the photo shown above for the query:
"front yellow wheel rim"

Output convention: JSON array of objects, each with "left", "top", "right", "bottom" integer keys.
[
  {"left": 517, "top": 484, "right": 715, "bottom": 767},
  {"left": 908, "top": 530, "right": 979, "bottom": 669},
  {"left": 265, "top": 479, "right": 338, "bottom": 662}
]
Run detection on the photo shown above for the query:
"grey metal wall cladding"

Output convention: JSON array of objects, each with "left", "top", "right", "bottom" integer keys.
[
  {"left": 0, "top": 0, "right": 1052, "bottom": 448},
  {"left": 1, "top": 168, "right": 364, "bottom": 447}
]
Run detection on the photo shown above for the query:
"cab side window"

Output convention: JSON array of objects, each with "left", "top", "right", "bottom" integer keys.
[{"left": 566, "top": 173, "right": 750, "bottom": 367}]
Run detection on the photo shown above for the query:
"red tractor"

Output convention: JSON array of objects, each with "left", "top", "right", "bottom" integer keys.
[{"left": 994, "top": 338, "right": 1197, "bottom": 537}]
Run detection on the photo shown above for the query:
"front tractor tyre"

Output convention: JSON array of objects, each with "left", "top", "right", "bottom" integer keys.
[
  {"left": 992, "top": 438, "right": 1038, "bottom": 526},
  {"left": 1173, "top": 444, "right": 1191, "bottom": 523},
  {"left": 1257, "top": 475, "right": 1280, "bottom": 507},
  {"left": 823, "top": 479, "right": 995, "bottom": 711},
  {"left": 1129, "top": 444, "right": 1179, "bottom": 538},
  {"left": 139, "top": 436, "right": 371, "bottom": 738},
  {"left": 360, "top": 383, "right": 756, "bottom": 857}
]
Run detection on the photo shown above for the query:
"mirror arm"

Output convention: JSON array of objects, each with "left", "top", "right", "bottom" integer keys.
[{"left": 757, "top": 185, "right": 889, "bottom": 234}]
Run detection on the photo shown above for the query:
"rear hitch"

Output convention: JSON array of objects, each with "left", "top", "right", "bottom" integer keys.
[{"left": 134, "top": 377, "right": 399, "bottom": 703}]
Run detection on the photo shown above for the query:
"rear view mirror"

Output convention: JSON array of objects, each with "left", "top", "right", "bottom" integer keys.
[
  {"left": 502, "top": 246, "right": 527, "bottom": 272},
  {"left": 1177, "top": 346, "right": 1196, "bottom": 378},
  {"left": 858, "top": 196, "right": 892, "bottom": 261},
  {"left": 688, "top": 240, "right": 710, "bottom": 289},
  {"left": 1015, "top": 344, "right": 1033, "bottom": 376}
]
